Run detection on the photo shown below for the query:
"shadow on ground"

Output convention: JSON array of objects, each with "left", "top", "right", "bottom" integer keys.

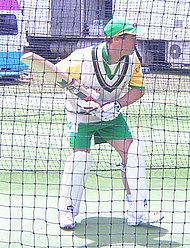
[{"left": 70, "top": 216, "right": 180, "bottom": 247}]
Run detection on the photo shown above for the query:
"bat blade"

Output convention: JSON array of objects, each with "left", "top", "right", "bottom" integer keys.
[{"left": 20, "top": 52, "right": 97, "bottom": 102}]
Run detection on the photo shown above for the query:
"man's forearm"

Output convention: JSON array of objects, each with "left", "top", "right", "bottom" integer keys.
[{"left": 117, "top": 88, "right": 145, "bottom": 108}]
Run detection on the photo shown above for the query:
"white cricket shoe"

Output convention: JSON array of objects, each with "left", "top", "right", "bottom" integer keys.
[
  {"left": 127, "top": 210, "right": 164, "bottom": 226},
  {"left": 60, "top": 212, "right": 75, "bottom": 230}
]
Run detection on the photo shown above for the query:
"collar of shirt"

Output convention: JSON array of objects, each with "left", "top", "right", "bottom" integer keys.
[{"left": 102, "top": 44, "right": 126, "bottom": 80}]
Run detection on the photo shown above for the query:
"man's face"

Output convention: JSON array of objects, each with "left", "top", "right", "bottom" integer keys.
[{"left": 117, "top": 34, "right": 137, "bottom": 55}]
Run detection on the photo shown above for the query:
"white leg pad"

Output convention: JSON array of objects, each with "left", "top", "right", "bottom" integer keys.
[
  {"left": 59, "top": 151, "right": 92, "bottom": 216},
  {"left": 125, "top": 139, "right": 147, "bottom": 212},
  {"left": 124, "top": 139, "right": 164, "bottom": 225}
]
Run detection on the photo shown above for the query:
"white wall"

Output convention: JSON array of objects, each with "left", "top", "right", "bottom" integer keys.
[{"left": 20, "top": 0, "right": 51, "bottom": 36}]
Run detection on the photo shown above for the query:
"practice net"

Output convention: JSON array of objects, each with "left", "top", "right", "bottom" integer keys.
[{"left": 0, "top": 0, "right": 190, "bottom": 247}]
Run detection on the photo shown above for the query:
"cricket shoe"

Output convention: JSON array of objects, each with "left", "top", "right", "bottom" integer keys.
[
  {"left": 60, "top": 211, "right": 75, "bottom": 230},
  {"left": 127, "top": 210, "right": 164, "bottom": 226}
]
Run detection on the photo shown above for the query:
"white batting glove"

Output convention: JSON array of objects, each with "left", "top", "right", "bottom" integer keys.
[
  {"left": 77, "top": 99, "right": 101, "bottom": 114},
  {"left": 94, "top": 101, "right": 121, "bottom": 121},
  {"left": 85, "top": 88, "right": 100, "bottom": 100},
  {"left": 76, "top": 88, "right": 101, "bottom": 114}
]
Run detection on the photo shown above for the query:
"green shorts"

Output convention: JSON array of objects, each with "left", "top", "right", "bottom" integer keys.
[{"left": 69, "top": 113, "right": 132, "bottom": 149}]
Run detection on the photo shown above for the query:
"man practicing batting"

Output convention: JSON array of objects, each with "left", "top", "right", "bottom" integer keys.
[{"left": 57, "top": 18, "right": 164, "bottom": 230}]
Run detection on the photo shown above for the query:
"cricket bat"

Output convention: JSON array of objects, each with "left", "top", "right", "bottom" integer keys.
[{"left": 20, "top": 52, "right": 99, "bottom": 103}]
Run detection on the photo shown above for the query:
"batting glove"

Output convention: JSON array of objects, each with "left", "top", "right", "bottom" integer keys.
[
  {"left": 94, "top": 101, "right": 121, "bottom": 121},
  {"left": 77, "top": 99, "right": 101, "bottom": 114},
  {"left": 76, "top": 88, "right": 101, "bottom": 114},
  {"left": 85, "top": 88, "right": 100, "bottom": 100}
]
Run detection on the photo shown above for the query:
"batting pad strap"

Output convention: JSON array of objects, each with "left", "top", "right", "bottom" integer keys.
[{"left": 119, "top": 163, "right": 127, "bottom": 173}]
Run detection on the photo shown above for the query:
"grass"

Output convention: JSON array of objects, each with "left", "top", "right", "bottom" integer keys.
[
  {"left": 0, "top": 72, "right": 189, "bottom": 247},
  {"left": 0, "top": 169, "right": 190, "bottom": 247}
]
